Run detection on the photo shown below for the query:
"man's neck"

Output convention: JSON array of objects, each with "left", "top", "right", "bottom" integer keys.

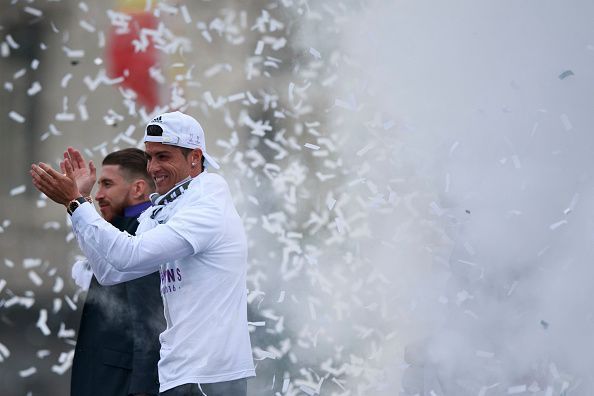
[{"left": 153, "top": 177, "right": 193, "bottom": 206}]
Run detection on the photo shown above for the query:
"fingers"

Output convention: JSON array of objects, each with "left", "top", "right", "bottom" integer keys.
[
  {"left": 89, "top": 160, "right": 96, "bottom": 177},
  {"left": 30, "top": 165, "right": 54, "bottom": 194},
  {"left": 68, "top": 147, "right": 86, "bottom": 169},
  {"left": 30, "top": 170, "right": 45, "bottom": 192},
  {"left": 39, "top": 162, "right": 64, "bottom": 179},
  {"left": 63, "top": 158, "right": 75, "bottom": 179},
  {"left": 31, "top": 164, "right": 54, "bottom": 184}
]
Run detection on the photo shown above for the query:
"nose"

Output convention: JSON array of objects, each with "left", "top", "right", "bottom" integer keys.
[
  {"left": 147, "top": 158, "right": 159, "bottom": 176},
  {"left": 95, "top": 186, "right": 105, "bottom": 201}
]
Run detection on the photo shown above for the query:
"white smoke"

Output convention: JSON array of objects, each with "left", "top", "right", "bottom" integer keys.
[{"left": 320, "top": 0, "right": 594, "bottom": 394}]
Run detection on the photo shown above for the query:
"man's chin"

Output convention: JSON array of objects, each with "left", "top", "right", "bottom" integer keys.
[
  {"left": 156, "top": 184, "right": 173, "bottom": 195},
  {"left": 100, "top": 209, "right": 113, "bottom": 222}
]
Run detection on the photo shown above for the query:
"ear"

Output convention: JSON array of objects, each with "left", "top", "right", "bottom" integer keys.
[
  {"left": 196, "top": 149, "right": 203, "bottom": 163},
  {"left": 191, "top": 149, "right": 203, "bottom": 167},
  {"left": 130, "top": 179, "right": 147, "bottom": 200}
]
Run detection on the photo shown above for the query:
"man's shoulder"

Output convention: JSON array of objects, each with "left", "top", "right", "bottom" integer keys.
[
  {"left": 189, "top": 171, "right": 227, "bottom": 189},
  {"left": 186, "top": 172, "right": 231, "bottom": 200}
]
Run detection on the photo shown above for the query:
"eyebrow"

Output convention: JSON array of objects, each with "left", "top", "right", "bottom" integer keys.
[{"left": 145, "top": 150, "right": 171, "bottom": 158}]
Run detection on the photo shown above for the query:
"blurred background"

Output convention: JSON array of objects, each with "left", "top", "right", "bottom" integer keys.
[{"left": 2, "top": 0, "right": 594, "bottom": 395}]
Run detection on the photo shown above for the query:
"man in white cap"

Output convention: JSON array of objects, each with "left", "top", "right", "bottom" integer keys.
[{"left": 30, "top": 111, "right": 255, "bottom": 396}]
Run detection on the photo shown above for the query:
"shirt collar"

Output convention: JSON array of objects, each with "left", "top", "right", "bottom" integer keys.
[
  {"left": 151, "top": 177, "right": 193, "bottom": 207},
  {"left": 124, "top": 201, "right": 152, "bottom": 218}
]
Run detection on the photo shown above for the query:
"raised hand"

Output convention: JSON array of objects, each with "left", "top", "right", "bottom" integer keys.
[
  {"left": 31, "top": 159, "right": 81, "bottom": 206},
  {"left": 61, "top": 147, "right": 96, "bottom": 197}
]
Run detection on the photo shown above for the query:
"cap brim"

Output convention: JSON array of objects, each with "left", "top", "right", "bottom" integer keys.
[{"left": 203, "top": 152, "right": 220, "bottom": 169}]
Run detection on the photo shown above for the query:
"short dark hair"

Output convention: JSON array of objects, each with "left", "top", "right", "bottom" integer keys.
[
  {"left": 178, "top": 147, "right": 205, "bottom": 170},
  {"left": 103, "top": 148, "right": 155, "bottom": 189}
]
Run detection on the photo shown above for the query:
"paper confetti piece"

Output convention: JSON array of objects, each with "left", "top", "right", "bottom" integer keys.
[
  {"left": 79, "top": 20, "right": 96, "bottom": 33},
  {"left": 57, "top": 323, "right": 75, "bottom": 338},
  {"left": 560, "top": 113, "right": 573, "bottom": 131},
  {"left": 309, "top": 47, "right": 321, "bottom": 59},
  {"left": 277, "top": 291, "right": 285, "bottom": 303},
  {"left": 60, "top": 73, "right": 73, "bottom": 88},
  {"left": 24, "top": 6, "right": 43, "bottom": 17},
  {"left": 27, "top": 81, "right": 42, "bottom": 96},
  {"left": 36, "top": 309, "right": 51, "bottom": 336},
  {"left": 19, "top": 367, "right": 37, "bottom": 378},
  {"left": 10, "top": 185, "right": 26, "bottom": 196},
  {"left": 558, "top": 70, "right": 574, "bottom": 79},
  {"left": 8, "top": 111, "right": 25, "bottom": 123},
  {"left": 0, "top": 342, "right": 10, "bottom": 362},
  {"left": 304, "top": 143, "right": 320, "bottom": 150},
  {"left": 5, "top": 34, "right": 19, "bottom": 49},
  {"left": 62, "top": 46, "right": 84, "bottom": 58},
  {"left": 51, "top": 351, "right": 74, "bottom": 375},
  {"left": 549, "top": 219, "right": 567, "bottom": 230},
  {"left": 28, "top": 271, "right": 43, "bottom": 287}
]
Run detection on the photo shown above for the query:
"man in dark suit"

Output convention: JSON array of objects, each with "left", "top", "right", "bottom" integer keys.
[{"left": 69, "top": 148, "right": 165, "bottom": 396}]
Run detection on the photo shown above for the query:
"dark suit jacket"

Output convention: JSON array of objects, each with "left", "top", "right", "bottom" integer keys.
[{"left": 71, "top": 212, "right": 165, "bottom": 396}]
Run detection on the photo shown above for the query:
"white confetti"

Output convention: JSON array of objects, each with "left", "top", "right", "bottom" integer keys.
[
  {"left": 180, "top": 5, "right": 192, "bottom": 23},
  {"left": 61, "top": 73, "right": 73, "bottom": 88},
  {"left": 62, "top": 46, "right": 85, "bottom": 58},
  {"left": 277, "top": 291, "right": 285, "bottom": 303},
  {"left": 36, "top": 309, "right": 51, "bottom": 336},
  {"left": 10, "top": 185, "right": 26, "bottom": 196},
  {"left": 24, "top": 6, "right": 43, "bottom": 17},
  {"left": 79, "top": 20, "right": 96, "bottom": 33},
  {"left": 430, "top": 201, "right": 444, "bottom": 217},
  {"left": 449, "top": 141, "right": 460, "bottom": 156},
  {"left": 57, "top": 323, "right": 75, "bottom": 338},
  {"left": 14, "top": 68, "right": 26, "bottom": 79},
  {"left": 51, "top": 350, "right": 74, "bottom": 375},
  {"left": 5, "top": 34, "right": 19, "bottom": 49},
  {"left": 19, "top": 367, "right": 37, "bottom": 378},
  {"left": 64, "top": 295, "right": 77, "bottom": 310},
  {"left": 549, "top": 219, "right": 567, "bottom": 230},
  {"left": 23, "top": 259, "right": 41, "bottom": 269},
  {"left": 511, "top": 155, "right": 522, "bottom": 169},
  {"left": 0, "top": 42, "right": 8, "bottom": 57},
  {"left": 8, "top": 111, "right": 25, "bottom": 124},
  {"left": 560, "top": 113, "right": 573, "bottom": 131},
  {"left": 27, "top": 81, "right": 42, "bottom": 96},
  {"left": 0, "top": 342, "right": 10, "bottom": 362},
  {"left": 28, "top": 271, "right": 43, "bottom": 287},
  {"left": 304, "top": 143, "right": 320, "bottom": 150},
  {"left": 228, "top": 92, "right": 246, "bottom": 102}
]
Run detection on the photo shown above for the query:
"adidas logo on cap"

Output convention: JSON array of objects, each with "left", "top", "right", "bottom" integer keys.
[{"left": 151, "top": 115, "right": 163, "bottom": 123}]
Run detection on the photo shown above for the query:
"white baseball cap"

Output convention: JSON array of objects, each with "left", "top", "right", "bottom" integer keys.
[{"left": 144, "top": 111, "right": 220, "bottom": 169}]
